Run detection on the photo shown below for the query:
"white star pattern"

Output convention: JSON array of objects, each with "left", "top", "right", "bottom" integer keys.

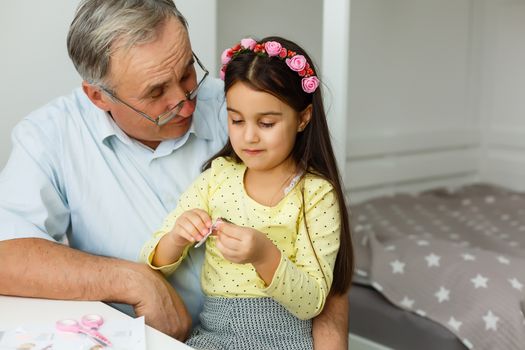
[
  {"left": 448, "top": 317, "right": 462, "bottom": 331},
  {"left": 354, "top": 224, "right": 365, "bottom": 232},
  {"left": 400, "top": 296, "right": 414, "bottom": 309},
  {"left": 482, "top": 310, "right": 499, "bottom": 331},
  {"left": 497, "top": 256, "right": 510, "bottom": 265},
  {"left": 509, "top": 278, "right": 523, "bottom": 291},
  {"left": 461, "top": 253, "right": 476, "bottom": 261},
  {"left": 351, "top": 188, "right": 525, "bottom": 346},
  {"left": 471, "top": 274, "right": 489, "bottom": 288},
  {"left": 390, "top": 260, "right": 405, "bottom": 274},
  {"left": 425, "top": 253, "right": 441, "bottom": 267},
  {"left": 355, "top": 269, "right": 368, "bottom": 277},
  {"left": 435, "top": 286, "right": 450, "bottom": 303}
]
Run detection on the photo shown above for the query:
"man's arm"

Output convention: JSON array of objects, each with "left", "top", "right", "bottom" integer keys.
[
  {"left": 0, "top": 238, "right": 192, "bottom": 340},
  {"left": 313, "top": 292, "right": 349, "bottom": 350}
]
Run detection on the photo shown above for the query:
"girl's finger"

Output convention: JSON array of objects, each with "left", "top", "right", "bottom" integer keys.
[
  {"left": 179, "top": 229, "right": 196, "bottom": 243},
  {"left": 215, "top": 236, "right": 239, "bottom": 258},
  {"left": 186, "top": 211, "right": 212, "bottom": 237},
  {"left": 176, "top": 217, "right": 203, "bottom": 240},
  {"left": 193, "top": 209, "right": 213, "bottom": 229},
  {"left": 215, "top": 220, "right": 241, "bottom": 240},
  {"left": 217, "top": 232, "right": 241, "bottom": 251}
]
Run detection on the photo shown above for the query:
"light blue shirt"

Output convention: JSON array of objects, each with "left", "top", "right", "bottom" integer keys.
[{"left": 0, "top": 77, "right": 228, "bottom": 325}]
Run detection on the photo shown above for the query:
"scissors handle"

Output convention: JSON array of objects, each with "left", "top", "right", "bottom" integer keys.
[
  {"left": 85, "top": 328, "right": 113, "bottom": 347},
  {"left": 82, "top": 314, "right": 104, "bottom": 328},
  {"left": 57, "top": 315, "right": 112, "bottom": 347}
]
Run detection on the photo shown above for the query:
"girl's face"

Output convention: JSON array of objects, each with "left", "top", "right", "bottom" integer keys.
[{"left": 226, "top": 82, "right": 310, "bottom": 173}]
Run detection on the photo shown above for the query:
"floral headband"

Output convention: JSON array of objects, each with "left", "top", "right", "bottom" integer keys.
[{"left": 220, "top": 38, "right": 320, "bottom": 94}]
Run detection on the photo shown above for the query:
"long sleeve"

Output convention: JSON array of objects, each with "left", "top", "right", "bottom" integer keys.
[
  {"left": 140, "top": 168, "right": 212, "bottom": 275},
  {"left": 262, "top": 179, "right": 341, "bottom": 319},
  {"left": 0, "top": 118, "right": 69, "bottom": 243}
]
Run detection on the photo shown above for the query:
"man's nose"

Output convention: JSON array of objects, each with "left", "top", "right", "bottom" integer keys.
[{"left": 165, "top": 84, "right": 187, "bottom": 110}]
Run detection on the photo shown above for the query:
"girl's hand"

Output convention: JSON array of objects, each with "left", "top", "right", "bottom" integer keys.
[
  {"left": 168, "top": 209, "right": 212, "bottom": 247},
  {"left": 214, "top": 220, "right": 281, "bottom": 284}
]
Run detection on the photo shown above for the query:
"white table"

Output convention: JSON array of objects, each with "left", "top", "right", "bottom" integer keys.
[{"left": 0, "top": 295, "right": 192, "bottom": 349}]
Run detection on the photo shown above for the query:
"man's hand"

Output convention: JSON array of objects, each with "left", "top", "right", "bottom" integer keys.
[
  {"left": 0, "top": 239, "right": 193, "bottom": 340},
  {"left": 126, "top": 263, "right": 192, "bottom": 341}
]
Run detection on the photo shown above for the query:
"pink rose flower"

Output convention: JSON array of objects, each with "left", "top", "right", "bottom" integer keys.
[
  {"left": 221, "top": 48, "right": 232, "bottom": 65},
  {"left": 240, "top": 38, "right": 257, "bottom": 50},
  {"left": 285, "top": 55, "right": 307, "bottom": 72},
  {"left": 264, "top": 41, "right": 282, "bottom": 57},
  {"left": 302, "top": 76, "right": 319, "bottom": 93},
  {"left": 219, "top": 66, "right": 226, "bottom": 80}
]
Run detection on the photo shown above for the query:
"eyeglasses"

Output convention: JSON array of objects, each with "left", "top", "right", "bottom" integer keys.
[{"left": 101, "top": 52, "right": 209, "bottom": 126}]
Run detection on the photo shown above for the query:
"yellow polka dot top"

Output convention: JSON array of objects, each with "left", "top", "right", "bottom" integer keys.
[{"left": 140, "top": 157, "right": 341, "bottom": 320}]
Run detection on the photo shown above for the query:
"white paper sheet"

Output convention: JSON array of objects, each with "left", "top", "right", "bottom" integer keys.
[{"left": 0, "top": 316, "right": 145, "bottom": 350}]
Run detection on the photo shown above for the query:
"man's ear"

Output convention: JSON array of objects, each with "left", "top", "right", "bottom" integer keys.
[
  {"left": 82, "top": 81, "right": 111, "bottom": 111},
  {"left": 298, "top": 104, "right": 312, "bottom": 132}
]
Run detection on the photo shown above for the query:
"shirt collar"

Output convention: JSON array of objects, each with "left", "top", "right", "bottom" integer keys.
[{"left": 98, "top": 111, "right": 133, "bottom": 147}]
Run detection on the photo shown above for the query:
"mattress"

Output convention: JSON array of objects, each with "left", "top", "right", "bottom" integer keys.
[
  {"left": 349, "top": 184, "right": 525, "bottom": 349},
  {"left": 349, "top": 283, "right": 465, "bottom": 349}
]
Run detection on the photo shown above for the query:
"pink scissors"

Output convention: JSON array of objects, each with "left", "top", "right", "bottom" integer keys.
[{"left": 56, "top": 314, "right": 112, "bottom": 347}]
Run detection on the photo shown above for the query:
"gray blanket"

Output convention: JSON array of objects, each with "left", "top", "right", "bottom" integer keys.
[{"left": 352, "top": 184, "right": 525, "bottom": 350}]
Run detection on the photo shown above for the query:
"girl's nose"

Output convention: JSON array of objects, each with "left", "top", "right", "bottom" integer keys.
[{"left": 244, "top": 124, "right": 259, "bottom": 143}]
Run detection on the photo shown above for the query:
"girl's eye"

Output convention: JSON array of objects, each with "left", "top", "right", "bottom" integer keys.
[
  {"left": 231, "top": 119, "right": 244, "bottom": 124},
  {"left": 260, "top": 122, "right": 274, "bottom": 128}
]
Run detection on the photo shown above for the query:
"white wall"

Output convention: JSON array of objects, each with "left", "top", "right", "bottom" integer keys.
[
  {"left": 177, "top": 0, "right": 217, "bottom": 78},
  {"left": 0, "top": 0, "right": 217, "bottom": 169},
  {"left": 477, "top": 0, "right": 525, "bottom": 190},
  {"left": 217, "top": 0, "right": 323, "bottom": 69},
  {"left": 346, "top": 0, "right": 481, "bottom": 203},
  {"left": 3, "top": 0, "right": 524, "bottom": 201},
  {"left": 0, "top": 2, "right": 81, "bottom": 168}
]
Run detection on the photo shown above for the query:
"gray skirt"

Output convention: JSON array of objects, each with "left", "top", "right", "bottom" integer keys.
[{"left": 186, "top": 296, "right": 313, "bottom": 350}]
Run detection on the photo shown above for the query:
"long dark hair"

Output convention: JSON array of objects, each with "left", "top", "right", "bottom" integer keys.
[{"left": 203, "top": 36, "right": 353, "bottom": 294}]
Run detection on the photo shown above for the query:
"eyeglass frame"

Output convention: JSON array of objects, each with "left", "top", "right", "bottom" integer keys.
[{"left": 100, "top": 52, "right": 209, "bottom": 126}]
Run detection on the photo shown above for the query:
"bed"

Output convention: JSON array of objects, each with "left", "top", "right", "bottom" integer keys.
[{"left": 348, "top": 184, "right": 525, "bottom": 350}]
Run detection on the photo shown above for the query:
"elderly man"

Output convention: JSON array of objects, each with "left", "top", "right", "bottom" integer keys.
[{"left": 0, "top": 0, "right": 349, "bottom": 348}]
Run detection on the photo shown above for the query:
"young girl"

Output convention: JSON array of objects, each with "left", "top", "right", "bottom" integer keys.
[{"left": 141, "top": 36, "right": 353, "bottom": 349}]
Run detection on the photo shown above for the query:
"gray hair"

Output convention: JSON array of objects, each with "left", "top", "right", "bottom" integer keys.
[{"left": 67, "top": 0, "right": 188, "bottom": 87}]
